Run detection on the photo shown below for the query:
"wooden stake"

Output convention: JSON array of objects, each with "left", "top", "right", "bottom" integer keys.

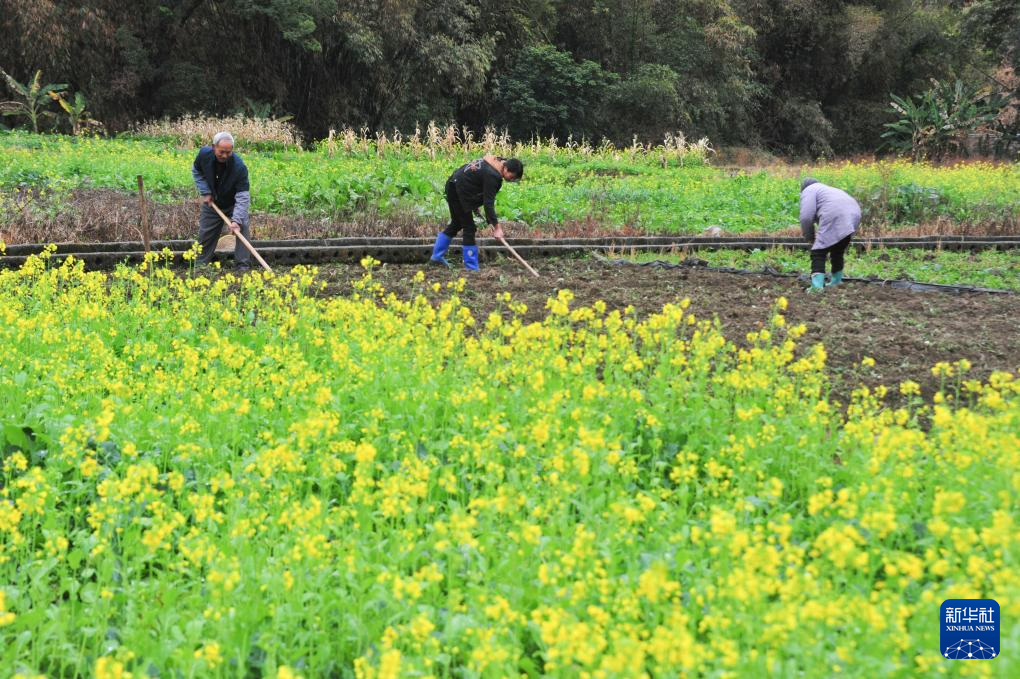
[
  {"left": 498, "top": 236, "right": 539, "bottom": 277},
  {"left": 208, "top": 201, "right": 273, "bottom": 273},
  {"left": 136, "top": 175, "right": 151, "bottom": 252}
]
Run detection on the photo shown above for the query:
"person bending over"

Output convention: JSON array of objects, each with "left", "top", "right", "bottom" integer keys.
[
  {"left": 430, "top": 155, "right": 523, "bottom": 271},
  {"left": 799, "top": 177, "right": 860, "bottom": 291}
]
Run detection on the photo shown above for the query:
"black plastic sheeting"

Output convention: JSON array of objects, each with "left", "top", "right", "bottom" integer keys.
[{"left": 597, "top": 255, "right": 1015, "bottom": 295}]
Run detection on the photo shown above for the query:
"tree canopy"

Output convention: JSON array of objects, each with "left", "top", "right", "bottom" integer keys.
[{"left": 0, "top": 0, "right": 1014, "bottom": 154}]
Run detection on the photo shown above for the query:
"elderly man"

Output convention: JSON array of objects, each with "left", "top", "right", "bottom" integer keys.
[
  {"left": 191, "top": 131, "right": 252, "bottom": 269},
  {"left": 799, "top": 177, "right": 860, "bottom": 291}
]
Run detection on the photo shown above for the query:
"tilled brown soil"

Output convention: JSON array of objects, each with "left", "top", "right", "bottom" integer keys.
[{"left": 314, "top": 255, "right": 1020, "bottom": 406}]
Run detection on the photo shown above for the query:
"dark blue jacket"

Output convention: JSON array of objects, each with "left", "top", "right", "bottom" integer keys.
[{"left": 192, "top": 146, "right": 249, "bottom": 213}]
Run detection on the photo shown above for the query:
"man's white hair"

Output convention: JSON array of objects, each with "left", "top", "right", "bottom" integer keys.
[{"left": 212, "top": 131, "right": 235, "bottom": 146}]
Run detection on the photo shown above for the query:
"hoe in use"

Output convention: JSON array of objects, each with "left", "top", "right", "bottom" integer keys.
[
  {"left": 497, "top": 235, "right": 540, "bottom": 277},
  {"left": 473, "top": 209, "right": 540, "bottom": 278},
  {"left": 208, "top": 201, "right": 273, "bottom": 273}
]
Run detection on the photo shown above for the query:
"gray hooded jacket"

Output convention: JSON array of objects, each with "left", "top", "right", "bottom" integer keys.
[{"left": 799, "top": 179, "right": 860, "bottom": 250}]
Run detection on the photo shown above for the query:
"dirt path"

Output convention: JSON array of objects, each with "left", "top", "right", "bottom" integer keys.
[{"left": 314, "top": 255, "right": 1020, "bottom": 405}]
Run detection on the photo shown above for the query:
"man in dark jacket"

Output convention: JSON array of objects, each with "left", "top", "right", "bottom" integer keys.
[
  {"left": 429, "top": 155, "right": 523, "bottom": 271},
  {"left": 191, "top": 131, "right": 252, "bottom": 269}
]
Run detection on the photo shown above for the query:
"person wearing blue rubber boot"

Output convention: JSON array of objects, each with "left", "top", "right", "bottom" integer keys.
[
  {"left": 799, "top": 177, "right": 860, "bottom": 292},
  {"left": 429, "top": 155, "right": 523, "bottom": 270},
  {"left": 430, "top": 231, "right": 454, "bottom": 267}
]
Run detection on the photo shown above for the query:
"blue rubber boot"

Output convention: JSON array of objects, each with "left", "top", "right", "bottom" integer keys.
[
  {"left": 463, "top": 245, "right": 479, "bottom": 271},
  {"left": 806, "top": 272, "right": 825, "bottom": 292},
  {"left": 429, "top": 232, "right": 452, "bottom": 267},
  {"left": 827, "top": 271, "right": 844, "bottom": 287}
]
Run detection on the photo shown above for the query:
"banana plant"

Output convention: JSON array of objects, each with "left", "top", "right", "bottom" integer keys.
[
  {"left": 881, "top": 79, "right": 1004, "bottom": 160},
  {"left": 49, "top": 90, "right": 102, "bottom": 135},
  {"left": 0, "top": 69, "right": 67, "bottom": 133}
]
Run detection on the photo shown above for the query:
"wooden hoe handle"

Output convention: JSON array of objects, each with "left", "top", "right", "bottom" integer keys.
[
  {"left": 208, "top": 201, "right": 273, "bottom": 273},
  {"left": 498, "top": 236, "right": 540, "bottom": 277}
]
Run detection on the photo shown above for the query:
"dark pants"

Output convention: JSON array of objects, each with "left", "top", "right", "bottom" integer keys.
[
  {"left": 196, "top": 204, "right": 252, "bottom": 268},
  {"left": 441, "top": 180, "right": 477, "bottom": 246},
  {"left": 810, "top": 235, "right": 851, "bottom": 275}
]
